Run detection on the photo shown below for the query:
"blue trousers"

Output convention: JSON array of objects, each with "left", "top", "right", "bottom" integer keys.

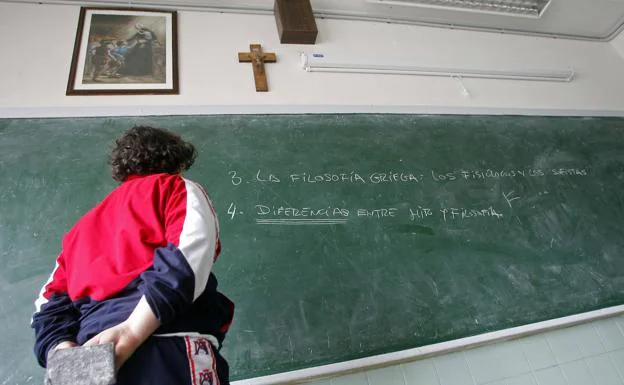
[{"left": 117, "top": 335, "right": 229, "bottom": 385}]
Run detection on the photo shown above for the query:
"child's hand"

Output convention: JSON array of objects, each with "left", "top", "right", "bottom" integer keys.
[
  {"left": 54, "top": 341, "right": 77, "bottom": 350},
  {"left": 83, "top": 296, "right": 160, "bottom": 370},
  {"left": 83, "top": 321, "right": 141, "bottom": 370}
]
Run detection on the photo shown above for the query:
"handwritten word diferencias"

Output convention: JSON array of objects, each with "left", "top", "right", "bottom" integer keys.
[{"left": 229, "top": 167, "right": 588, "bottom": 186}]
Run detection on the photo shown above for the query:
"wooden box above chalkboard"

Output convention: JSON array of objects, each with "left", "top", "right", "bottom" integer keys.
[{"left": 274, "top": 0, "right": 318, "bottom": 44}]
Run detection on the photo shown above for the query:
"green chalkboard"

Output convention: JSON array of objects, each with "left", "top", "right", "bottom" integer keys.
[{"left": 2, "top": 114, "right": 624, "bottom": 382}]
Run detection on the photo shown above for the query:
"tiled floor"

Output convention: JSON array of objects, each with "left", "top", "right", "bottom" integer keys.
[{"left": 304, "top": 314, "right": 624, "bottom": 385}]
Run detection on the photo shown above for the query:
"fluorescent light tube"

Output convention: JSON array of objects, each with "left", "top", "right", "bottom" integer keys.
[
  {"left": 367, "top": 0, "right": 552, "bottom": 19},
  {"left": 300, "top": 53, "right": 574, "bottom": 82}
]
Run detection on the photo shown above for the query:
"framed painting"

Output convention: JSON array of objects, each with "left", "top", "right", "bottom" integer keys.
[{"left": 66, "top": 7, "right": 178, "bottom": 95}]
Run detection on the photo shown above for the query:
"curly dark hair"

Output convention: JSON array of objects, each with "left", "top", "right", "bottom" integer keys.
[{"left": 109, "top": 125, "right": 197, "bottom": 182}]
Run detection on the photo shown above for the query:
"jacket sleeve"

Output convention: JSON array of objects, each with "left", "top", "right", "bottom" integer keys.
[
  {"left": 140, "top": 176, "right": 219, "bottom": 325},
  {"left": 31, "top": 254, "right": 80, "bottom": 367}
]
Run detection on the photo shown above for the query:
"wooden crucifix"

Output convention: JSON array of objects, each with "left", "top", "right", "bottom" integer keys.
[{"left": 238, "top": 44, "right": 277, "bottom": 92}]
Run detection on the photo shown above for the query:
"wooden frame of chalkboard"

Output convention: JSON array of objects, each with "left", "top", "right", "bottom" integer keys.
[{"left": 66, "top": 7, "right": 179, "bottom": 95}]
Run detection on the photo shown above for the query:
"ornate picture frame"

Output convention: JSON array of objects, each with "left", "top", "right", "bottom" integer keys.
[{"left": 66, "top": 7, "right": 178, "bottom": 95}]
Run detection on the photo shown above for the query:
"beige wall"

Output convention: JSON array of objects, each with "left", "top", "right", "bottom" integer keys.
[{"left": 2, "top": 1, "right": 624, "bottom": 117}]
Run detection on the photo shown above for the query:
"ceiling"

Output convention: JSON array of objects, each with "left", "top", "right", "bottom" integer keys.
[{"left": 11, "top": 0, "right": 624, "bottom": 41}]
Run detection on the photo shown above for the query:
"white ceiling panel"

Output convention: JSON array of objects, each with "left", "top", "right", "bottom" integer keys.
[
  {"left": 9, "top": 0, "right": 624, "bottom": 40},
  {"left": 312, "top": 0, "right": 624, "bottom": 40}
]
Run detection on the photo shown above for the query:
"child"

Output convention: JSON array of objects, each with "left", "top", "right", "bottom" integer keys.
[{"left": 32, "top": 125, "right": 234, "bottom": 384}]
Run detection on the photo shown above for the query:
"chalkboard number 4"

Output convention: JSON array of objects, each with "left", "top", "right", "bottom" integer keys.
[{"left": 228, "top": 203, "right": 243, "bottom": 219}]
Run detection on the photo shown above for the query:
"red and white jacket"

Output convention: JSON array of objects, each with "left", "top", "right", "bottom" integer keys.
[{"left": 31, "top": 173, "right": 234, "bottom": 367}]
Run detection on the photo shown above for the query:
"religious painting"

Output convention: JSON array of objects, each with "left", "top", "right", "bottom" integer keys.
[{"left": 66, "top": 7, "right": 178, "bottom": 95}]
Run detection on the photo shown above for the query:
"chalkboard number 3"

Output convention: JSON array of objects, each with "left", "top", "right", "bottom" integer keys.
[
  {"left": 228, "top": 203, "right": 243, "bottom": 219},
  {"left": 229, "top": 171, "right": 242, "bottom": 186}
]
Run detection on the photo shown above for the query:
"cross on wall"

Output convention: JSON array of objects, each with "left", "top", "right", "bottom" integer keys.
[{"left": 238, "top": 44, "right": 277, "bottom": 92}]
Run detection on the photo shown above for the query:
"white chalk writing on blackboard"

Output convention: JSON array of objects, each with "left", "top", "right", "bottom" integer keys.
[
  {"left": 228, "top": 167, "right": 588, "bottom": 186},
  {"left": 440, "top": 207, "right": 503, "bottom": 222},
  {"left": 226, "top": 166, "right": 588, "bottom": 225},
  {"left": 234, "top": 203, "right": 506, "bottom": 225}
]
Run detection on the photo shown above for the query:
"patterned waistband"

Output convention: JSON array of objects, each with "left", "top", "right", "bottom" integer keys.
[{"left": 153, "top": 332, "right": 220, "bottom": 349}]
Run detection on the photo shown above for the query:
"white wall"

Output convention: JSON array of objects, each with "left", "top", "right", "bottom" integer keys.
[{"left": 2, "top": 1, "right": 624, "bottom": 117}]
